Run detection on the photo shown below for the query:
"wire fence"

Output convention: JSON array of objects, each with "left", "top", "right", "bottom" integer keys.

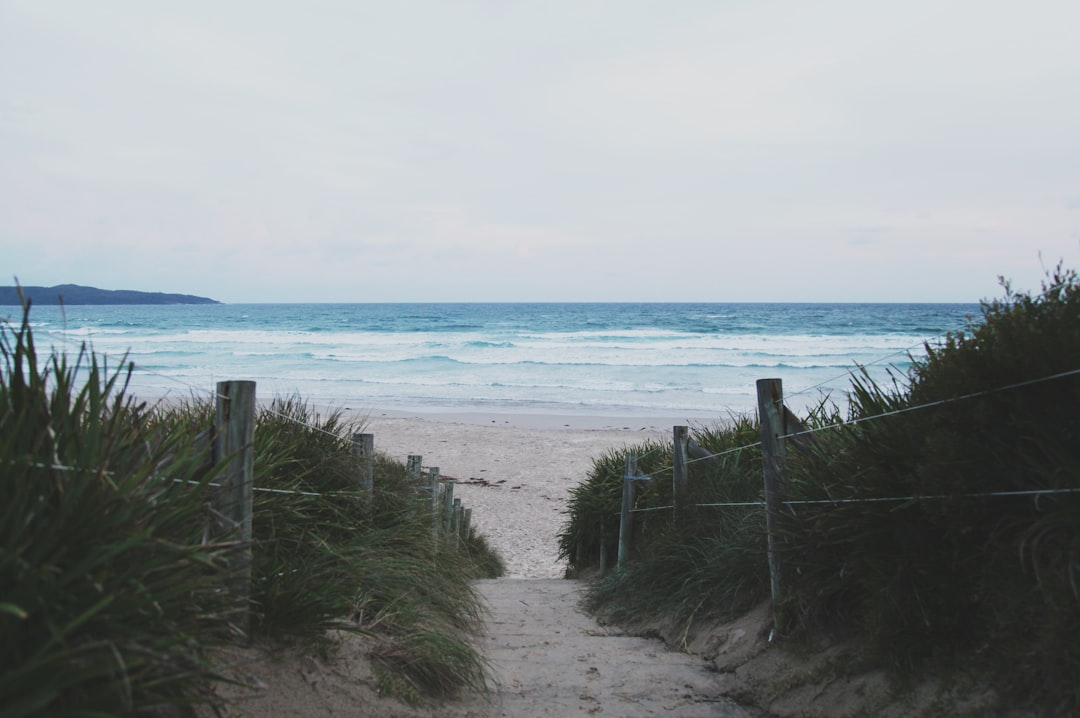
[
  {"left": 6, "top": 374, "right": 481, "bottom": 640},
  {"left": 632, "top": 362, "right": 1080, "bottom": 490},
  {"left": 7, "top": 373, "right": 473, "bottom": 509},
  {"left": 610, "top": 357, "right": 1080, "bottom": 599}
]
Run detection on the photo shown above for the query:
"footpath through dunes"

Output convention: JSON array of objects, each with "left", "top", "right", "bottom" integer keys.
[
  {"left": 351, "top": 413, "right": 763, "bottom": 716},
  {"left": 440, "top": 579, "right": 762, "bottom": 718}
]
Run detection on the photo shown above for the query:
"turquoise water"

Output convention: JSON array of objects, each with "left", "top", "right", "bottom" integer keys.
[{"left": 12, "top": 302, "right": 980, "bottom": 418}]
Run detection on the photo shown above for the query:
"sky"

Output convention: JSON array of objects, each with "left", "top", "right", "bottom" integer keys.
[{"left": 1, "top": 1, "right": 1078, "bottom": 303}]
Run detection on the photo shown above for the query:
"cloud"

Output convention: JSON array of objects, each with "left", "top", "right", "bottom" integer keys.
[{"left": 2, "top": 0, "right": 1079, "bottom": 302}]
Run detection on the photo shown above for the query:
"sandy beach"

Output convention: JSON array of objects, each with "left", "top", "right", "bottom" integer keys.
[{"left": 348, "top": 408, "right": 704, "bottom": 578}]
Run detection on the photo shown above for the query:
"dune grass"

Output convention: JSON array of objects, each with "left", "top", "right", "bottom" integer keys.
[
  {"left": 1, "top": 305, "right": 233, "bottom": 716},
  {"left": 1, "top": 301, "right": 504, "bottom": 716},
  {"left": 559, "top": 414, "right": 773, "bottom": 628},
  {"left": 563, "top": 265, "right": 1080, "bottom": 715}
]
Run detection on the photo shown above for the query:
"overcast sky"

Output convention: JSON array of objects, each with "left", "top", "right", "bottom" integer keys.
[{"left": 2, "top": 1, "right": 1078, "bottom": 303}]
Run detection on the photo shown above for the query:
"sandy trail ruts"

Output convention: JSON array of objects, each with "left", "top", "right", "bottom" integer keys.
[{"left": 441, "top": 579, "right": 761, "bottom": 718}]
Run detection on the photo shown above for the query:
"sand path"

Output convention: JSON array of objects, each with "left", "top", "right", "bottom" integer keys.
[
  {"left": 441, "top": 579, "right": 760, "bottom": 718},
  {"left": 357, "top": 414, "right": 765, "bottom": 716},
  {"left": 360, "top": 412, "right": 682, "bottom": 579},
  {"left": 217, "top": 410, "right": 757, "bottom": 717}
]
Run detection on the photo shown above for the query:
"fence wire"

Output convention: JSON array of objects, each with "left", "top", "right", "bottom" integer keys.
[
  {"left": 40, "top": 361, "right": 1076, "bottom": 504},
  {"left": 623, "top": 365, "right": 1080, "bottom": 514},
  {"left": 779, "top": 366, "right": 1080, "bottom": 442},
  {"left": 628, "top": 485, "right": 1080, "bottom": 515}
]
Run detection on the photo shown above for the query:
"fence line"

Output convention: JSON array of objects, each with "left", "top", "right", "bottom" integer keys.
[
  {"left": 631, "top": 363, "right": 1080, "bottom": 486},
  {"left": 628, "top": 486, "right": 1080, "bottom": 514},
  {"left": 13, "top": 378, "right": 483, "bottom": 639},
  {"left": 639, "top": 440, "right": 763, "bottom": 483},
  {"left": 7, "top": 460, "right": 375, "bottom": 499},
  {"left": 779, "top": 366, "right": 1080, "bottom": 442},
  {"left": 36, "top": 342, "right": 1080, "bottom": 609},
  {"left": 7, "top": 443, "right": 477, "bottom": 501},
  {"left": 611, "top": 366, "right": 1080, "bottom": 618},
  {"left": 23, "top": 363, "right": 1077, "bottom": 510}
]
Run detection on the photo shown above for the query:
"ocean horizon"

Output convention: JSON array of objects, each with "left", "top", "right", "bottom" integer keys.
[{"left": 11, "top": 302, "right": 981, "bottom": 421}]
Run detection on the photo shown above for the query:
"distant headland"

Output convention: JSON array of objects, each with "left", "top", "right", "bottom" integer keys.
[{"left": 0, "top": 284, "right": 220, "bottom": 305}]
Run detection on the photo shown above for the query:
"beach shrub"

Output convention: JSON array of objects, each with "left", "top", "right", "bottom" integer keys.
[
  {"left": 0, "top": 304, "right": 233, "bottom": 717},
  {"left": 558, "top": 437, "right": 671, "bottom": 572},
  {"left": 1, "top": 301, "right": 503, "bottom": 715},
  {"left": 561, "top": 417, "right": 772, "bottom": 630},
  {"left": 155, "top": 395, "right": 501, "bottom": 701},
  {"left": 782, "top": 265, "right": 1080, "bottom": 712},
  {"left": 566, "top": 265, "right": 1080, "bottom": 714}
]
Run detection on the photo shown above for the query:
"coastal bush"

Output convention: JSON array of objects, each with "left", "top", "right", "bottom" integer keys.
[
  {"left": 566, "top": 265, "right": 1080, "bottom": 714},
  {"left": 251, "top": 397, "right": 499, "bottom": 699},
  {"left": 0, "top": 304, "right": 233, "bottom": 717},
  {"left": 560, "top": 417, "right": 772, "bottom": 629},
  {"left": 783, "top": 265, "right": 1080, "bottom": 712},
  {"left": 1, "top": 303, "right": 503, "bottom": 715},
  {"left": 558, "top": 437, "right": 671, "bottom": 572},
  {"left": 154, "top": 395, "right": 503, "bottom": 702}
]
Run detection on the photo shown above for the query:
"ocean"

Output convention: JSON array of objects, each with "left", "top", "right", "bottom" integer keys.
[{"left": 12, "top": 303, "right": 980, "bottom": 420}]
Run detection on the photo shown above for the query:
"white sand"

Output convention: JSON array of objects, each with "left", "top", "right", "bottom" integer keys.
[{"left": 347, "top": 408, "right": 701, "bottom": 578}]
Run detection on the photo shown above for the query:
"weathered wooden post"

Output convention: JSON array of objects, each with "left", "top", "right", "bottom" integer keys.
[
  {"left": 452, "top": 498, "right": 463, "bottom": 538},
  {"left": 462, "top": 507, "right": 472, "bottom": 539},
  {"left": 757, "top": 378, "right": 788, "bottom": 632},
  {"left": 406, "top": 454, "right": 423, "bottom": 484},
  {"left": 213, "top": 380, "right": 256, "bottom": 638},
  {"left": 443, "top": 480, "right": 455, "bottom": 532},
  {"left": 617, "top": 453, "right": 638, "bottom": 568},
  {"left": 673, "top": 426, "right": 690, "bottom": 519},
  {"left": 429, "top": 467, "right": 440, "bottom": 510},
  {"left": 352, "top": 433, "right": 374, "bottom": 503},
  {"left": 429, "top": 467, "right": 440, "bottom": 542}
]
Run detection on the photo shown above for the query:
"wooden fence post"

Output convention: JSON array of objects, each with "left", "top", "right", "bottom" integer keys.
[
  {"left": 213, "top": 380, "right": 256, "bottom": 638},
  {"left": 406, "top": 454, "right": 423, "bottom": 484},
  {"left": 673, "top": 426, "right": 689, "bottom": 519},
  {"left": 618, "top": 453, "right": 638, "bottom": 568},
  {"left": 452, "top": 498, "right": 462, "bottom": 537},
  {"left": 462, "top": 507, "right": 472, "bottom": 539},
  {"left": 443, "top": 481, "right": 455, "bottom": 532},
  {"left": 352, "top": 433, "right": 374, "bottom": 504},
  {"left": 429, "top": 467, "right": 440, "bottom": 542},
  {"left": 429, "top": 467, "right": 440, "bottom": 510},
  {"left": 757, "top": 377, "right": 788, "bottom": 633}
]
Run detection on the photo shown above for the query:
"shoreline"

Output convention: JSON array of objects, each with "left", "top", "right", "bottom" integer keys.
[{"left": 345, "top": 405, "right": 730, "bottom": 432}]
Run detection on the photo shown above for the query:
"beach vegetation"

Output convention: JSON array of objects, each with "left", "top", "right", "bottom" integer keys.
[
  {"left": 1, "top": 304, "right": 233, "bottom": 716},
  {"left": 563, "top": 264, "right": 1080, "bottom": 715},
  {"left": 558, "top": 418, "right": 772, "bottom": 628},
  {"left": 1, "top": 301, "right": 503, "bottom": 715}
]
